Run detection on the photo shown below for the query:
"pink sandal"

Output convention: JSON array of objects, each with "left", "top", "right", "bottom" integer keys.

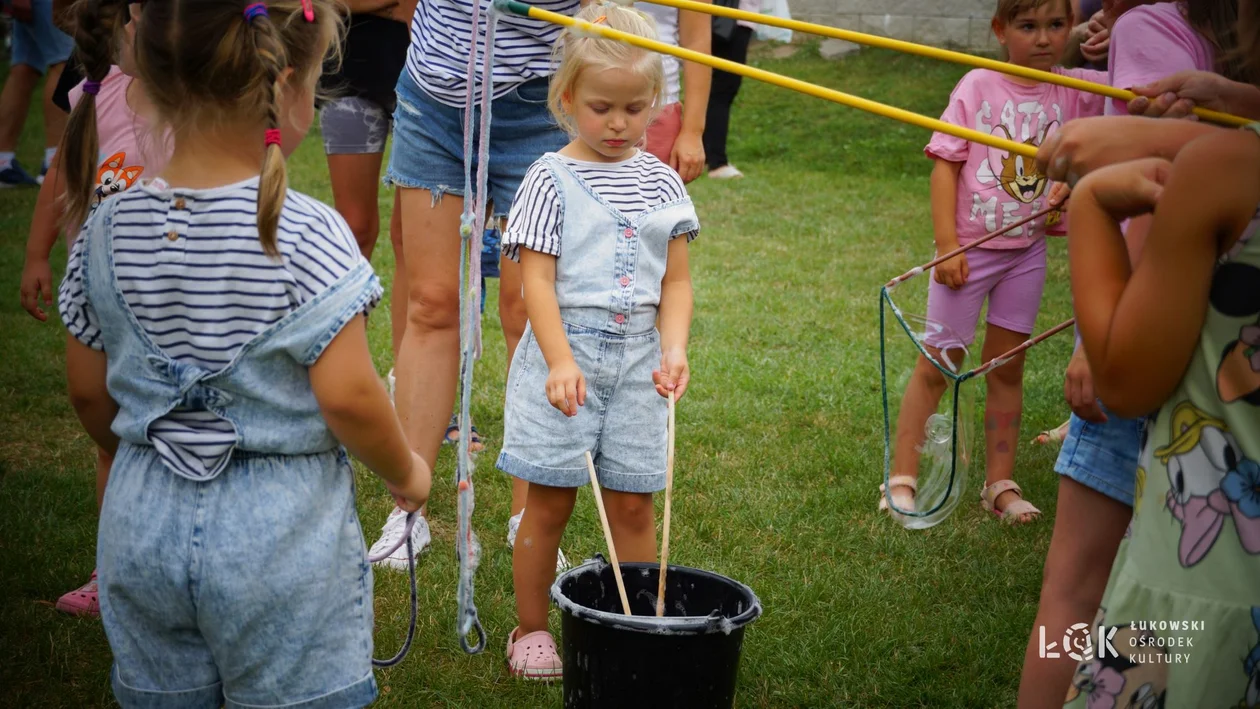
[
  {"left": 980, "top": 480, "right": 1041, "bottom": 524},
  {"left": 506, "top": 627, "right": 563, "bottom": 681},
  {"left": 55, "top": 570, "right": 100, "bottom": 617}
]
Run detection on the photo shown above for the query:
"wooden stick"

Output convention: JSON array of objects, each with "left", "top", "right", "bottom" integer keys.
[
  {"left": 656, "top": 390, "right": 676, "bottom": 617},
  {"left": 586, "top": 451, "right": 632, "bottom": 615}
]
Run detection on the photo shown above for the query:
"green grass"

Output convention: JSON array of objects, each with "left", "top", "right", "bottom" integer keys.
[{"left": 0, "top": 45, "right": 1078, "bottom": 707}]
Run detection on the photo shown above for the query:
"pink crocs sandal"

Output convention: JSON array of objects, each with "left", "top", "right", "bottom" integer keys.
[
  {"left": 55, "top": 571, "right": 100, "bottom": 617},
  {"left": 506, "top": 627, "right": 563, "bottom": 681}
]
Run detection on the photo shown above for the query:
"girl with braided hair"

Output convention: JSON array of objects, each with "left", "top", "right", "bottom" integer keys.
[
  {"left": 56, "top": 1, "right": 430, "bottom": 706},
  {"left": 18, "top": 0, "right": 166, "bottom": 618}
]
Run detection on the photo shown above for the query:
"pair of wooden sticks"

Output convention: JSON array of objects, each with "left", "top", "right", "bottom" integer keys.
[{"left": 585, "top": 390, "right": 677, "bottom": 618}]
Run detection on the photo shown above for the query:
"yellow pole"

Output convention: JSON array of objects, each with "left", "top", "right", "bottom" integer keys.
[
  {"left": 640, "top": 0, "right": 1252, "bottom": 129},
  {"left": 498, "top": 0, "right": 1039, "bottom": 158}
]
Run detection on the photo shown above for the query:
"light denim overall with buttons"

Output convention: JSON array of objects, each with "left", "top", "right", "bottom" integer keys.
[
  {"left": 497, "top": 153, "right": 699, "bottom": 493},
  {"left": 81, "top": 197, "right": 382, "bottom": 709}
]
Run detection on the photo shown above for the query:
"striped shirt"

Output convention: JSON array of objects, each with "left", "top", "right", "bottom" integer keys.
[
  {"left": 59, "top": 177, "right": 381, "bottom": 479},
  {"left": 503, "top": 150, "right": 699, "bottom": 261},
  {"left": 404, "top": 0, "right": 579, "bottom": 106}
]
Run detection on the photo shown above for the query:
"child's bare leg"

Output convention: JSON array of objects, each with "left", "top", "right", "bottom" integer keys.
[
  {"left": 600, "top": 490, "right": 656, "bottom": 563},
  {"left": 889, "top": 347, "right": 955, "bottom": 506},
  {"left": 513, "top": 483, "right": 577, "bottom": 635},
  {"left": 95, "top": 447, "right": 113, "bottom": 510},
  {"left": 981, "top": 323, "right": 1033, "bottom": 520},
  {"left": 1017, "top": 478, "right": 1131, "bottom": 707}
]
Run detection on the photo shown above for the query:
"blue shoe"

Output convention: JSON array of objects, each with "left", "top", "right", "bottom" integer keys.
[{"left": 0, "top": 159, "right": 39, "bottom": 188}]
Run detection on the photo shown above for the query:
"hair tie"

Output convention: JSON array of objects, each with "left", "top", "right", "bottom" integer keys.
[
  {"left": 264, "top": 129, "right": 282, "bottom": 147},
  {"left": 82, "top": 80, "right": 102, "bottom": 96},
  {"left": 244, "top": 2, "right": 268, "bottom": 20},
  {"left": 300, "top": 0, "right": 314, "bottom": 22}
]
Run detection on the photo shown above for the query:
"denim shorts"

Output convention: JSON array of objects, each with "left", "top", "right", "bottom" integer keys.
[
  {"left": 98, "top": 443, "right": 377, "bottom": 709},
  {"left": 497, "top": 323, "right": 668, "bottom": 493},
  {"left": 320, "top": 96, "right": 391, "bottom": 155},
  {"left": 1054, "top": 407, "right": 1143, "bottom": 507},
  {"left": 12, "top": 0, "right": 74, "bottom": 73},
  {"left": 385, "top": 70, "right": 570, "bottom": 218}
]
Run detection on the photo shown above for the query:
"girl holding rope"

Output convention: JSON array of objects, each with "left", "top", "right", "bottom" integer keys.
[{"left": 883, "top": 0, "right": 1106, "bottom": 525}]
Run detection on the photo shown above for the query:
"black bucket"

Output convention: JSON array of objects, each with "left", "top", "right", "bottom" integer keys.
[{"left": 550, "top": 556, "right": 762, "bottom": 709}]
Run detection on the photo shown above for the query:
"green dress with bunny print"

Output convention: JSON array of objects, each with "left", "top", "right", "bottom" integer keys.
[{"left": 1063, "top": 204, "right": 1260, "bottom": 709}]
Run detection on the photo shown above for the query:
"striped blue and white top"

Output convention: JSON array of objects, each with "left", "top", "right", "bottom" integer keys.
[
  {"left": 503, "top": 150, "right": 699, "bottom": 261},
  {"left": 405, "top": 0, "right": 579, "bottom": 107},
  {"left": 59, "top": 177, "right": 381, "bottom": 479}
]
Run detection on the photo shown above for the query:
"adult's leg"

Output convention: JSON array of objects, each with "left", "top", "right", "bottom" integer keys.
[
  {"left": 1017, "top": 478, "right": 1131, "bottom": 707},
  {"left": 0, "top": 64, "right": 40, "bottom": 153},
  {"left": 326, "top": 152, "right": 385, "bottom": 259},
  {"left": 388, "top": 191, "right": 406, "bottom": 357},
  {"left": 702, "top": 26, "right": 751, "bottom": 170},
  {"left": 395, "top": 187, "right": 466, "bottom": 478}
]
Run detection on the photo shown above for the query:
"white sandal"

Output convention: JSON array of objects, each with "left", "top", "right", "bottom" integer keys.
[
  {"left": 980, "top": 479, "right": 1041, "bottom": 524},
  {"left": 878, "top": 474, "right": 918, "bottom": 515}
]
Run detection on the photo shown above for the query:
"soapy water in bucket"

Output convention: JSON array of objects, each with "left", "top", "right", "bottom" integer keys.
[{"left": 879, "top": 293, "right": 977, "bottom": 530}]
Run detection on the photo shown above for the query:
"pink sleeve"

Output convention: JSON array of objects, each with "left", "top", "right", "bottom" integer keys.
[
  {"left": 1057, "top": 67, "right": 1108, "bottom": 119},
  {"left": 1105, "top": 8, "right": 1210, "bottom": 116},
  {"left": 924, "top": 74, "right": 974, "bottom": 163}
]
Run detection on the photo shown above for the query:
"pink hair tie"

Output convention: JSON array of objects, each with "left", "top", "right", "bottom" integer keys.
[
  {"left": 264, "top": 129, "right": 282, "bottom": 147},
  {"left": 300, "top": 0, "right": 314, "bottom": 21},
  {"left": 82, "top": 80, "right": 102, "bottom": 96}
]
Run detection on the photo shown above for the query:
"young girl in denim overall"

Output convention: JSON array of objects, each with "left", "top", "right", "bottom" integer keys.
[
  {"left": 57, "top": 2, "right": 429, "bottom": 706},
  {"left": 497, "top": 3, "right": 698, "bottom": 681}
]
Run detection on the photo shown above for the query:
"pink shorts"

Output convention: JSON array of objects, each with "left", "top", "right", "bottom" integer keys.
[
  {"left": 923, "top": 239, "right": 1047, "bottom": 350},
  {"left": 644, "top": 102, "right": 683, "bottom": 165}
]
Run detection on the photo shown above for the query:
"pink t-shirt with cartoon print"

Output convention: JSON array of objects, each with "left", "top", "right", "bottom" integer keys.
[{"left": 924, "top": 67, "right": 1107, "bottom": 249}]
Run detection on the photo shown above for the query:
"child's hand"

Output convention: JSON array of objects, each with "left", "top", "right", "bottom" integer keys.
[
  {"left": 386, "top": 451, "right": 432, "bottom": 513},
  {"left": 1047, "top": 181, "right": 1072, "bottom": 208},
  {"left": 653, "top": 348, "right": 690, "bottom": 400},
  {"left": 546, "top": 360, "right": 586, "bottom": 417},
  {"left": 933, "top": 253, "right": 969, "bottom": 290},
  {"left": 1077, "top": 157, "right": 1172, "bottom": 221},
  {"left": 1064, "top": 346, "right": 1107, "bottom": 423},
  {"left": 20, "top": 256, "right": 54, "bottom": 321}
]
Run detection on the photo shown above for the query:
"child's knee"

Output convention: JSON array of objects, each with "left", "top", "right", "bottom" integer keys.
[
  {"left": 523, "top": 486, "right": 577, "bottom": 531},
  {"left": 914, "top": 355, "right": 951, "bottom": 392},
  {"left": 987, "top": 355, "right": 1026, "bottom": 388},
  {"left": 605, "top": 492, "right": 654, "bottom": 534}
]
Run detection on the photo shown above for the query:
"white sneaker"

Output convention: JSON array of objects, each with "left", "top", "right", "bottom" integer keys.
[
  {"left": 386, "top": 368, "right": 396, "bottom": 405},
  {"left": 369, "top": 507, "right": 431, "bottom": 570},
  {"left": 708, "top": 164, "right": 744, "bottom": 180},
  {"left": 507, "top": 510, "right": 569, "bottom": 572}
]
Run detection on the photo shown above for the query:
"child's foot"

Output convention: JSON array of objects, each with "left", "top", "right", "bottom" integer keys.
[
  {"left": 980, "top": 480, "right": 1041, "bottom": 524},
  {"left": 507, "top": 510, "right": 570, "bottom": 572},
  {"left": 368, "top": 507, "right": 432, "bottom": 569},
  {"left": 506, "top": 627, "right": 563, "bottom": 681},
  {"left": 877, "top": 475, "right": 918, "bottom": 516},
  {"left": 55, "top": 571, "right": 100, "bottom": 617},
  {"left": 443, "top": 414, "right": 485, "bottom": 452}
]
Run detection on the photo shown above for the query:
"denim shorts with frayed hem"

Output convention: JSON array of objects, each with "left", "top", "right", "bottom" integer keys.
[{"left": 385, "top": 70, "right": 569, "bottom": 218}]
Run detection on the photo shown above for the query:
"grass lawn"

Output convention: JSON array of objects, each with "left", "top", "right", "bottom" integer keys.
[{"left": 0, "top": 44, "right": 1079, "bottom": 707}]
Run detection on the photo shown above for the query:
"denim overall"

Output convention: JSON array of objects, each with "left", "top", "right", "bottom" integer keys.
[
  {"left": 81, "top": 197, "right": 382, "bottom": 709},
  {"left": 497, "top": 153, "right": 699, "bottom": 493}
]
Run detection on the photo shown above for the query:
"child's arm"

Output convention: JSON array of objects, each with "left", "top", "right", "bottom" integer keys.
[
  {"left": 1069, "top": 131, "right": 1260, "bottom": 416},
  {"left": 1037, "top": 116, "right": 1223, "bottom": 185},
  {"left": 20, "top": 162, "right": 64, "bottom": 321},
  {"left": 520, "top": 249, "right": 586, "bottom": 417},
  {"left": 310, "top": 315, "right": 430, "bottom": 510},
  {"left": 930, "top": 158, "right": 967, "bottom": 290},
  {"left": 65, "top": 336, "right": 120, "bottom": 457},
  {"left": 654, "top": 237, "right": 693, "bottom": 400}
]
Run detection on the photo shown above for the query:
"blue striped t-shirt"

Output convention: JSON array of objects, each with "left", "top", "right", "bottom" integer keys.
[
  {"left": 59, "top": 177, "right": 381, "bottom": 479},
  {"left": 405, "top": 0, "right": 579, "bottom": 106}
]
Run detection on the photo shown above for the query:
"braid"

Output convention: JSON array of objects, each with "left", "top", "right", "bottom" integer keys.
[
  {"left": 60, "top": 0, "right": 127, "bottom": 231},
  {"left": 247, "top": 8, "right": 289, "bottom": 258}
]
